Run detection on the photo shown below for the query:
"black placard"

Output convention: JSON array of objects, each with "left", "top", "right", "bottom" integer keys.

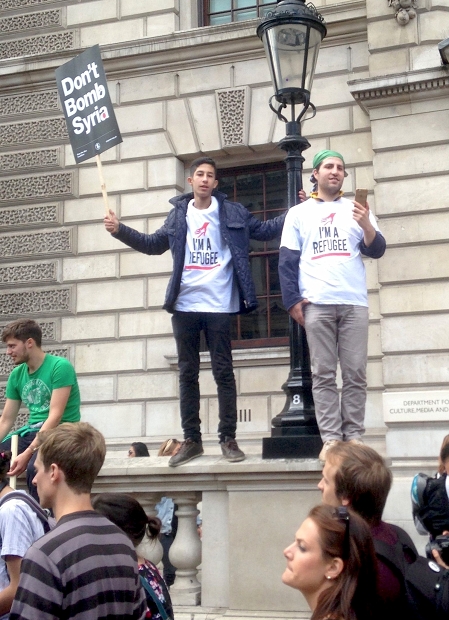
[{"left": 55, "top": 45, "right": 122, "bottom": 163}]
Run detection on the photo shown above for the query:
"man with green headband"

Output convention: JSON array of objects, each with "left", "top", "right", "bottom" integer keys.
[{"left": 279, "top": 150, "right": 386, "bottom": 462}]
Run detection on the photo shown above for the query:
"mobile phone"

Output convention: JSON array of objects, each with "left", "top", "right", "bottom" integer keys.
[{"left": 354, "top": 188, "right": 368, "bottom": 206}]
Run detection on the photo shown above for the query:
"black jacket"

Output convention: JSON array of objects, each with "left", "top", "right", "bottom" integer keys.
[{"left": 113, "top": 190, "right": 285, "bottom": 314}]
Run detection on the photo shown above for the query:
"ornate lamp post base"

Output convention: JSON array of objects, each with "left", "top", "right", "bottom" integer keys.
[{"left": 262, "top": 120, "right": 322, "bottom": 459}]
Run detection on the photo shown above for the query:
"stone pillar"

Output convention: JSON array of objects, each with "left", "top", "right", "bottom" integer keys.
[
  {"left": 168, "top": 492, "right": 202, "bottom": 605},
  {"left": 200, "top": 490, "right": 229, "bottom": 607}
]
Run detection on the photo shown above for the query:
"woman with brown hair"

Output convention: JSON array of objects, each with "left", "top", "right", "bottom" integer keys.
[
  {"left": 282, "top": 504, "right": 378, "bottom": 620},
  {"left": 92, "top": 493, "right": 174, "bottom": 620}
]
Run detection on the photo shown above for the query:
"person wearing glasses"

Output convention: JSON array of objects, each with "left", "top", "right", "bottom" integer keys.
[{"left": 282, "top": 504, "right": 378, "bottom": 620}]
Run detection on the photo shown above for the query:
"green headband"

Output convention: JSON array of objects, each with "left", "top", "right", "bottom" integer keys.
[{"left": 312, "top": 150, "right": 345, "bottom": 169}]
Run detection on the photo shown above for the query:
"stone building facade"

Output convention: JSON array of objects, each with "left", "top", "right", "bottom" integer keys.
[{"left": 0, "top": 0, "right": 449, "bottom": 502}]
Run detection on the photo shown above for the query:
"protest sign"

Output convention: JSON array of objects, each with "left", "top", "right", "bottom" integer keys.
[
  {"left": 56, "top": 44, "right": 122, "bottom": 213},
  {"left": 55, "top": 44, "right": 122, "bottom": 164}
]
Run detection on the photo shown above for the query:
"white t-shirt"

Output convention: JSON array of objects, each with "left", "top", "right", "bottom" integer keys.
[
  {"left": 0, "top": 491, "right": 45, "bottom": 620},
  {"left": 174, "top": 197, "right": 239, "bottom": 313},
  {"left": 280, "top": 196, "right": 381, "bottom": 306}
]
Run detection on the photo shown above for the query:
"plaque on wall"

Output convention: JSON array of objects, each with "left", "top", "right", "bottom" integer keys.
[{"left": 383, "top": 390, "right": 449, "bottom": 423}]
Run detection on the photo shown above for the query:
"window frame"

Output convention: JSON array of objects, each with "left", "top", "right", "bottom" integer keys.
[
  {"left": 201, "top": 0, "right": 277, "bottom": 27},
  {"left": 217, "top": 161, "right": 289, "bottom": 350}
]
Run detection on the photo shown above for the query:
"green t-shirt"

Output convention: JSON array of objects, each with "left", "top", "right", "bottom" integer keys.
[{"left": 5, "top": 354, "right": 81, "bottom": 425}]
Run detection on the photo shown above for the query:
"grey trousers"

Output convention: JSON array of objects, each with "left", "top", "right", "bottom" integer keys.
[{"left": 304, "top": 303, "right": 369, "bottom": 442}]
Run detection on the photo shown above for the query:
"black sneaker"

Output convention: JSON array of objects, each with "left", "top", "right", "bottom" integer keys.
[
  {"left": 168, "top": 439, "right": 204, "bottom": 467},
  {"left": 220, "top": 437, "right": 245, "bottom": 463}
]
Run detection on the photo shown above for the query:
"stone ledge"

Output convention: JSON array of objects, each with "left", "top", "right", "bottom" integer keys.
[
  {"left": 95, "top": 454, "right": 323, "bottom": 493},
  {"left": 349, "top": 66, "right": 449, "bottom": 110}
]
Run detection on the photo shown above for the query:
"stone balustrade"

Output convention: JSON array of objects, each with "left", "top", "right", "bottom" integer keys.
[{"left": 94, "top": 454, "right": 323, "bottom": 614}]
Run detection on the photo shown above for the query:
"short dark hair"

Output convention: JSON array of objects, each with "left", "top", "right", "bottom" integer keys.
[
  {"left": 92, "top": 493, "right": 161, "bottom": 546},
  {"left": 131, "top": 442, "right": 149, "bottom": 457},
  {"left": 2, "top": 319, "right": 42, "bottom": 347},
  {"left": 0, "top": 451, "right": 11, "bottom": 482},
  {"left": 38, "top": 422, "right": 106, "bottom": 494},
  {"left": 327, "top": 442, "right": 392, "bottom": 526},
  {"left": 190, "top": 157, "right": 217, "bottom": 177}
]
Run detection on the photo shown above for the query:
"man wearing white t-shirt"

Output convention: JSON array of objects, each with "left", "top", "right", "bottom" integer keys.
[
  {"left": 279, "top": 150, "right": 386, "bottom": 462},
  {"left": 104, "top": 157, "right": 285, "bottom": 466}
]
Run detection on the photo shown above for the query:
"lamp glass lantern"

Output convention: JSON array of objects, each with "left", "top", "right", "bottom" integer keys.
[{"left": 257, "top": 1, "right": 327, "bottom": 107}]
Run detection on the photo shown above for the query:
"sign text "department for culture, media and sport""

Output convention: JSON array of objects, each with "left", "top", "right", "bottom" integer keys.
[{"left": 55, "top": 44, "right": 122, "bottom": 163}]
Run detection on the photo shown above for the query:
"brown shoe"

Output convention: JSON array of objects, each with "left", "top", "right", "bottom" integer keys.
[
  {"left": 220, "top": 437, "right": 245, "bottom": 463},
  {"left": 168, "top": 439, "right": 204, "bottom": 467}
]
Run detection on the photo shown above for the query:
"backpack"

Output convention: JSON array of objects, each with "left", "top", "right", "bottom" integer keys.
[
  {"left": 0, "top": 491, "right": 55, "bottom": 533},
  {"left": 374, "top": 524, "right": 449, "bottom": 620},
  {"left": 411, "top": 472, "right": 449, "bottom": 538}
]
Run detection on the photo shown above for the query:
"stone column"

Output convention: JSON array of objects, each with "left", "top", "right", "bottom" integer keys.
[{"left": 168, "top": 492, "right": 202, "bottom": 605}]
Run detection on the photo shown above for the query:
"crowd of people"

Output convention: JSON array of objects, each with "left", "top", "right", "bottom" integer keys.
[
  {"left": 0, "top": 151, "right": 446, "bottom": 619},
  {"left": 1, "top": 419, "right": 447, "bottom": 619}
]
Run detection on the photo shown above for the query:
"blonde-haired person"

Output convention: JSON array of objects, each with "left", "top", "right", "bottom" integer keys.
[{"left": 158, "top": 439, "right": 181, "bottom": 457}]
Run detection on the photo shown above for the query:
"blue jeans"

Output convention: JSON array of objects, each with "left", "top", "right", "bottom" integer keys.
[
  {"left": 171, "top": 311, "right": 237, "bottom": 442},
  {"left": 304, "top": 304, "right": 368, "bottom": 442}
]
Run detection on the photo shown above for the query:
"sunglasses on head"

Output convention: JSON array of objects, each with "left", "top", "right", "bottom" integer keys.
[{"left": 334, "top": 505, "right": 350, "bottom": 559}]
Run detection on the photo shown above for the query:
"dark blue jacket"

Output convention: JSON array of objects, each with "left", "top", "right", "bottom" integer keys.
[{"left": 113, "top": 190, "right": 286, "bottom": 314}]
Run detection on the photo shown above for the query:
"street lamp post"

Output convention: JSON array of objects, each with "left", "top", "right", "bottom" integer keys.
[{"left": 257, "top": 0, "right": 327, "bottom": 459}]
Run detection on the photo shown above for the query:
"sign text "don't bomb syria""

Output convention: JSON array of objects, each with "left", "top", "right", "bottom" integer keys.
[{"left": 56, "top": 44, "right": 122, "bottom": 163}]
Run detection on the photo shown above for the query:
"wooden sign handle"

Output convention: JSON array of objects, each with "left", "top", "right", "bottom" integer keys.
[
  {"left": 10, "top": 434, "right": 18, "bottom": 490},
  {"left": 96, "top": 154, "right": 109, "bottom": 216}
]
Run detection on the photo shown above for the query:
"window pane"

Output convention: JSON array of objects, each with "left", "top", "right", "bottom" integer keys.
[
  {"left": 266, "top": 170, "right": 287, "bottom": 215},
  {"left": 236, "top": 173, "right": 263, "bottom": 213},
  {"left": 240, "top": 302, "right": 268, "bottom": 339},
  {"left": 235, "top": 9, "right": 258, "bottom": 20},
  {"left": 268, "top": 255, "right": 281, "bottom": 295},
  {"left": 210, "top": 14, "right": 232, "bottom": 24},
  {"left": 219, "top": 176, "right": 235, "bottom": 200},
  {"left": 210, "top": 0, "right": 231, "bottom": 11},
  {"left": 270, "top": 300, "right": 289, "bottom": 337},
  {"left": 251, "top": 256, "right": 266, "bottom": 296},
  {"left": 235, "top": 0, "right": 256, "bottom": 8}
]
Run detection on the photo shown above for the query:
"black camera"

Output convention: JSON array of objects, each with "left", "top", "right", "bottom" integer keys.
[{"left": 427, "top": 535, "right": 449, "bottom": 565}]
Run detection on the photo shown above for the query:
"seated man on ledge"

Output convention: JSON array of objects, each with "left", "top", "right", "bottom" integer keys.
[{"left": 0, "top": 319, "right": 80, "bottom": 499}]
